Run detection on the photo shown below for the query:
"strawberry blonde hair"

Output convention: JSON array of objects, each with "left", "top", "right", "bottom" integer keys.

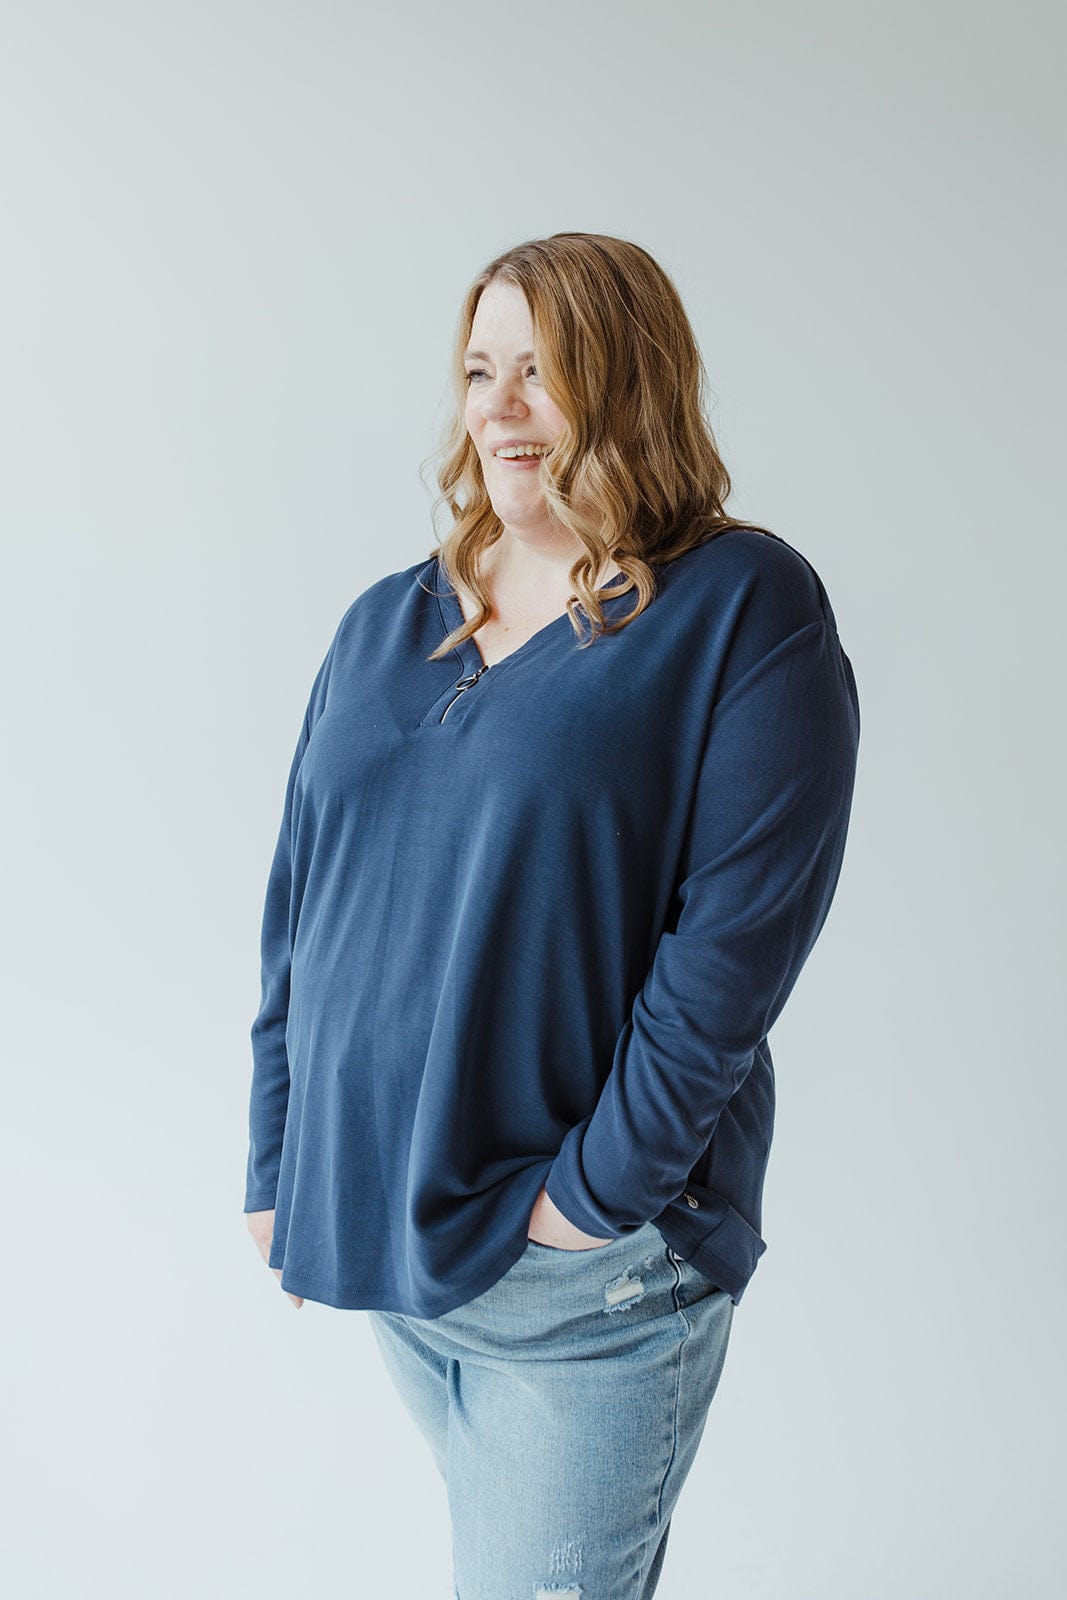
[{"left": 424, "top": 231, "right": 774, "bottom": 657}]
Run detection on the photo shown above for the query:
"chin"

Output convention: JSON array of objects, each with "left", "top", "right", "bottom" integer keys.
[{"left": 492, "top": 494, "right": 546, "bottom": 525}]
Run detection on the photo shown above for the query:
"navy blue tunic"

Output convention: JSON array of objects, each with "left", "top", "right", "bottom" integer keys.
[{"left": 244, "top": 529, "right": 860, "bottom": 1316}]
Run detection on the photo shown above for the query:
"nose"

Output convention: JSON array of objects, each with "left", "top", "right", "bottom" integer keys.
[{"left": 479, "top": 374, "right": 528, "bottom": 422}]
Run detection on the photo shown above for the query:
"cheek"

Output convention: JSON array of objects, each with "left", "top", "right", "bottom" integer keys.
[{"left": 540, "top": 397, "right": 566, "bottom": 435}]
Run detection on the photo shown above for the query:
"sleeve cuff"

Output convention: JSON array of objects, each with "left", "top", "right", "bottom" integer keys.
[{"left": 544, "top": 1119, "right": 636, "bottom": 1238}]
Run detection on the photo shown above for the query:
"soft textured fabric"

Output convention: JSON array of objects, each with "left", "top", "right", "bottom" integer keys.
[
  {"left": 243, "top": 528, "right": 860, "bottom": 1317},
  {"left": 367, "top": 1224, "right": 734, "bottom": 1598}
]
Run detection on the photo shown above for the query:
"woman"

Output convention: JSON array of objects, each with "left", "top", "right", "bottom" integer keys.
[{"left": 243, "top": 232, "right": 860, "bottom": 1597}]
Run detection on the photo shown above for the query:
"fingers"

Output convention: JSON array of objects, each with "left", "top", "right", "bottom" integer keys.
[
  {"left": 246, "top": 1212, "right": 301, "bottom": 1304},
  {"left": 245, "top": 1209, "right": 275, "bottom": 1265},
  {"left": 271, "top": 1267, "right": 304, "bottom": 1308},
  {"left": 527, "top": 1186, "right": 613, "bottom": 1250}
]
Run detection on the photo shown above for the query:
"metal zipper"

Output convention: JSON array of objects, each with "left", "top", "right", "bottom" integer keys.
[{"left": 439, "top": 663, "right": 490, "bottom": 723}]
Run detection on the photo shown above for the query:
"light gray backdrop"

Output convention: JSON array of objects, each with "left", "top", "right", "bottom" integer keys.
[{"left": 2, "top": 2, "right": 1063, "bottom": 1596}]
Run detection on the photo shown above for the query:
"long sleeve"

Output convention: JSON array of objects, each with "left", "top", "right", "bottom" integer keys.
[
  {"left": 243, "top": 637, "right": 337, "bottom": 1213},
  {"left": 544, "top": 611, "right": 860, "bottom": 1238}
]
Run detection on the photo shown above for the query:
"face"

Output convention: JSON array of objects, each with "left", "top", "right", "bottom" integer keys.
[{"left": 463, "top": 279, "right": 568, "bottom": 542}]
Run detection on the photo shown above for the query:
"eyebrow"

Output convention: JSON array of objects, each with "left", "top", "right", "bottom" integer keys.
[{"left": 462, "top": 349, "right": 535, "bottom": 363}]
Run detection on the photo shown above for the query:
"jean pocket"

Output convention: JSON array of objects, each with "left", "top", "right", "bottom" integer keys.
[{"left": 525, "top": 1237, "right": 613, "bottom": 1255}]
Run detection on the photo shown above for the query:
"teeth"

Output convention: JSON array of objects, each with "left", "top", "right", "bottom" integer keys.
[{"left": 494, "top": 444, "right": 549, "bottom": 458}]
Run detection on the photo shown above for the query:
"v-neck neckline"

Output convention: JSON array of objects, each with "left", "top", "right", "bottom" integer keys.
[{"left": 432, "top": 555, "right": 631, "bottom": 673}]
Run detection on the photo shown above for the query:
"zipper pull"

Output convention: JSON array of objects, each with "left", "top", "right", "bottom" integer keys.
[{"left": 440, "top": 663, "right": 490, "bottom": 723}]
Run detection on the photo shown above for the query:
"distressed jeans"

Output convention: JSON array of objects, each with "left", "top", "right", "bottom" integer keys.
[{"left": 367, "top": 1219, "right": 735, "bottom": 1599}]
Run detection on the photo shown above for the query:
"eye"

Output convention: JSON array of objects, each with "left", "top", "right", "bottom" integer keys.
[{"left": 463, "top": 365, "right": 540, "bottom": 385}]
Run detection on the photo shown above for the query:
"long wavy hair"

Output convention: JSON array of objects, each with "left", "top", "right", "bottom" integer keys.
[{"left": 423, "top": 232, "right": 774, "bottom": 659}]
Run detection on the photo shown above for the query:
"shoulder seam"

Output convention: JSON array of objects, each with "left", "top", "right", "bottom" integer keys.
[{"left": 711, "top": 617, "right": 828, "bottom": 720}]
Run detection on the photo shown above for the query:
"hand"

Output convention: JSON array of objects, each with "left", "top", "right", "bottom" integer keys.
[
  {"left": 246, "top": 1209, "right": 304, "bottom": 1308},
  {"left": 527, "top": 1184, "right": 613, "bottom": 1250}
]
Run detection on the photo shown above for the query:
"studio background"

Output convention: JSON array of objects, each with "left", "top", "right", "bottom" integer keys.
[{"left": 2, "top": 2, "right": 1062, "bottom": 1596}]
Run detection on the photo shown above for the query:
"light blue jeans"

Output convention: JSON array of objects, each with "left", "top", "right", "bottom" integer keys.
[{"left": 367, "top": 1219, "right": 735, "bottom": 1598}]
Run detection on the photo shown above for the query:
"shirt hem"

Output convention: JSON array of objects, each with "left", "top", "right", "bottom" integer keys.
[{"left": 271, "top": 1224, "right": 763, "bottom": 1315}]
